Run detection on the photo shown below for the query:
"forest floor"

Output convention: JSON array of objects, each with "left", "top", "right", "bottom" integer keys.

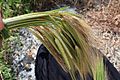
[{"left": 85, "top": 0, "right": 120, "bottom": 71}]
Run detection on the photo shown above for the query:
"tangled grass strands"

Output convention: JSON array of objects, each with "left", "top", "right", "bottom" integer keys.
[{"left": 1, "top": 8, "right": 105, "bottom": 80}]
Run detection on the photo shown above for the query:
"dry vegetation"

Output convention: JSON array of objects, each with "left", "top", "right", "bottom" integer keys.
[
  {"left": 85, "top": 0, "right": 120, "bottom": 71},
  {"left": 86, "top": 0, "right": 120, "bottom": 32}
]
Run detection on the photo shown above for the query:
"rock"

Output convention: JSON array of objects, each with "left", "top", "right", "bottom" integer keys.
[{"left": 10, "top": 28, "right": 41, "bottom": 80}]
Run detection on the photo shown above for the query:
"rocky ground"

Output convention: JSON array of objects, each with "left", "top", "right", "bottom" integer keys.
[{"left": 6, "top": 28, "right": 41, "bottom": 80}]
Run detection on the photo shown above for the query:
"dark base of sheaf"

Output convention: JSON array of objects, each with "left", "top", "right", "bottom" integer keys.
[{"left": 35, "top": 44, "right": 120, "bottom": 80}]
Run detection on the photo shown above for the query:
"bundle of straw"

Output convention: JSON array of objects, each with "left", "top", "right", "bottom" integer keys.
[{"left": 1, "top": 7, "right": 105, "bottom": 80}]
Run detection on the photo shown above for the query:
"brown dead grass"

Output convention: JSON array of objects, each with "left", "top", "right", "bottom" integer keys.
[
  {"left": 85, "top": 0, "right": 120, "bottom": 72},
  {"left": 86, "top": 0, "right": 120, "bottom": 32}
]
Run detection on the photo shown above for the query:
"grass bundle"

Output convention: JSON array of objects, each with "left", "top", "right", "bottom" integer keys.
[{"left": 1, "top": 7, "right": 105, "bottom": 80}]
